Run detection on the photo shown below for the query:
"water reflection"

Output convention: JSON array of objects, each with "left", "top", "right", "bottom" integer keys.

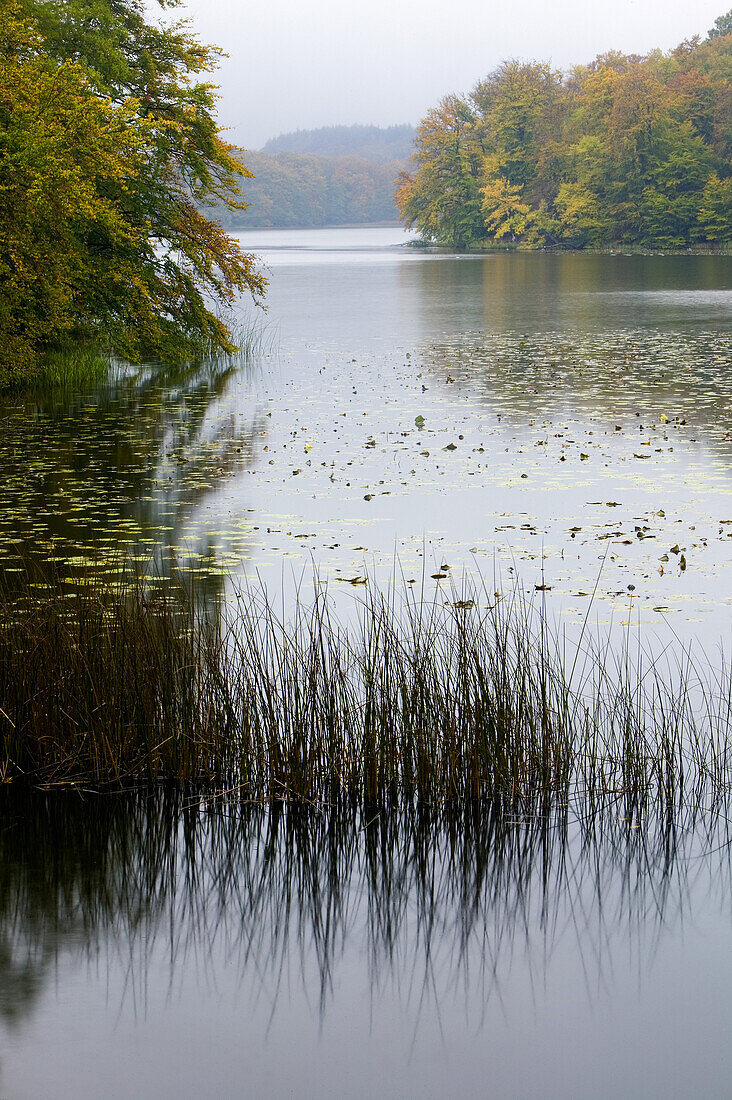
[
  {"left": 407, "top": 253, "right": 732, "bottom": 447},
  {"left": 0, "top": 788, "right": 728, "bottom": 1033},
  {"left": 0, "top": 356, "right": 264, "bottom": 592},
  {"left": 406, "top": 252, "right": 732, "bottom": 337},
  {"left": 419, "top": 328, "right": 732, "bottom": 447}
]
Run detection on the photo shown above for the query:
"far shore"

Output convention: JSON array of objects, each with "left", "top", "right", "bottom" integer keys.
[
  {"left": 405, "top": 239, "right": 732, "bottom": 256},
  {"left": 231, "top": 220, "right": 403, "bottom": 231},
  {"left": 230, "top": 224, "right": 732, "bottom": 255}
]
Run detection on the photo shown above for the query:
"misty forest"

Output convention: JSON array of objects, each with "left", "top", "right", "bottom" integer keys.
[{"left": 1, "top": 0, "right": 732, "bottom": 1096}]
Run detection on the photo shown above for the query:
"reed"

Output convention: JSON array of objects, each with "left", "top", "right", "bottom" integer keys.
[
  {"left": 33, "top": 344, "right": 109, "bottom": 389},
  {"left": 1, "top": 312, "right": 271, "bottom": 395},
  {"left": 0, "top": 566, "right": 729, "bottom": 805}
]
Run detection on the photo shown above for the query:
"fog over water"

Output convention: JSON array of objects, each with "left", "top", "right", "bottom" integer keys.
[{"left": 176, "top": 0, "right": 727, "bottom": 147}]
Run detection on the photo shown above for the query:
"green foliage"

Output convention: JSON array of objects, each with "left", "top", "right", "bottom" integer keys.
[
  {"left": 0, "top": 0, "right": 265, "bottom": 386},
  {"left": 708, "top": 10, "right": 732, "bottom": 38},
  {"left": 398, "top": 29, "right": 732, "bottom": 250},
  {"left": 699, "top": 172, "right": 732, "bottom": 240}
]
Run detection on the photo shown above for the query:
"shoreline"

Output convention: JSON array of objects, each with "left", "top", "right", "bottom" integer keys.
[{"left": 405, "top": 238, "right": 732, "bottom": 256}]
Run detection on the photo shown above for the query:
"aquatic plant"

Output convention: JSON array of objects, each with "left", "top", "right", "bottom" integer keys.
[
  {"left": 32, "top": 344, "right": 110, "bottom": 390},
  {"left": 0, "top": 565, "right": 729, "bottom": 805}
]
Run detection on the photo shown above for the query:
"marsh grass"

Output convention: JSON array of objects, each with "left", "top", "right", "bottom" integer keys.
[
  {"left": 0, "top": 565, "right": 730, "bottom": 805},
  {"left": 34, "top": 344, "right": 110, "bottom": 390},
  {"left": 188, "top": 311, "right": 276, "bottom": 369},
  {"left": 2, "top": 313, "right": 271, "bottom": 395}
]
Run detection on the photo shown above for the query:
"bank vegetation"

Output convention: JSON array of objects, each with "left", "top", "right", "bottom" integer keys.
[
  {"left": 397, "top": 12, "right": 732, "bottom": 250},
  {"left": 1, "top": 570, "right": 730, "bottom": 807}
]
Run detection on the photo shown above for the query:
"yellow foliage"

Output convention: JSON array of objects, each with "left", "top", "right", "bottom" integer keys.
[
  {"left": 480, "top": 176, "right": 534, "bottom": 240},
  {"left": 0, "top": 0, "right": 265, "bottom": 384}
]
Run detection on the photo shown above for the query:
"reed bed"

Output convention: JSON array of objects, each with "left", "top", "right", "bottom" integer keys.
[
  {"left": 0, "top": 568, "right": 730, "bottom": 805},
  {"left": 32, "top": 344, "right": 109, "bottom": 390}
]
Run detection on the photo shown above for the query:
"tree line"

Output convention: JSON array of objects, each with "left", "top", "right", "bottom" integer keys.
[
  {"left": 0, "top": 0, "right": 264, "bottom": 386},
  {"left": 218, "top": 151, "right": 403, "bottom": 229},
  {"left": 397, "top": 13, "right": 732, "bottom": 249},
  {"left": 262, "top": 123, "right": 415, "bottom": 162}
]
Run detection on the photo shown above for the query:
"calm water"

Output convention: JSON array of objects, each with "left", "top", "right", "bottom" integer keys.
[
  {"left": 2, "top": 229, "right": 731, "bottom": 630},
  {"left": 1, "top": 229, "right": 732, "bottom": 1096},
  {"left": 1, "top": 791, "right": 732, "bottom": 1098}
]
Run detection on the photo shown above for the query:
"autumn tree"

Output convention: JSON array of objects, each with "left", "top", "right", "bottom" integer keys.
[
  {"left": 397, "top": 24, "right": 732, "bottom": 251},
  {"left": 396, "top": 95, "right": 484, "bottom": 248},
  {"left": 0, "top": 0, "right": 265, "bottom": 385}
]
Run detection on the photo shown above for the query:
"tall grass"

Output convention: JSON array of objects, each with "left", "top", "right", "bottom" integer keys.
[
  {"left": 194, "top": 312, "right": 276, "bottom": 365},
  {"left": 1, "top": 313, "right": 271, "bottom": 395},
  {"left": 0, "top": 568, "right": 730, "bottom": 804},
  {"left": 33, "top": 344, "right": 109, "bottom": 390}
]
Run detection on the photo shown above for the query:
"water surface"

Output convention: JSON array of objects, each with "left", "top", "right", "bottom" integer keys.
[
  {"left": 0, "top": 791, "right": 731, "bottom": 1099},
  {"left": 1, "top": 229, "right": 732, "bottom": 1095},
  {"left": 4, "top": 231, "right": 732, "bottom": 635}
]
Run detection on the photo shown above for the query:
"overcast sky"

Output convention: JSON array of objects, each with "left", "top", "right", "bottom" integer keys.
[{"left": 176, "top": 0, "right": 728, "bottom": 148}]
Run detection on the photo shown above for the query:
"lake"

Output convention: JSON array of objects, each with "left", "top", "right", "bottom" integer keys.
[
  {"left": 2, "top": 228, "right": 731, "bottom": 631},
  {"left": 1, "top": 228, "right": 731, "bottom": 1096}
]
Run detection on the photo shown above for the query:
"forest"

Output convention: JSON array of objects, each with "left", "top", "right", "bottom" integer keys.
[
  {"left": 218, "top": 149, "right": 404, "bottom": 229},
  {"left": 262, "top": 123, "right": 415, "bottom": 161},
  {"left": 397, "top": 13, "right": 732, "bottom": 249}
]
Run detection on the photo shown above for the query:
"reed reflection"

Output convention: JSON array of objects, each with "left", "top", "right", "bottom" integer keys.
[{"left": 0, "top": 789, "right": 728, "bottom": 1033}]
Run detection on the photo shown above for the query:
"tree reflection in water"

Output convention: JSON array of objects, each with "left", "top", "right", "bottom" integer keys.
[{"left": 0, "top": 353, "right": 264, "bottom": 593}]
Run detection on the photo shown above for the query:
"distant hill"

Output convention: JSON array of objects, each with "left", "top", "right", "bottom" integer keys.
[
  {"left": 218, "top": 150, "right": 404, "bottom": 229},
  {"left": 261, "top": 124, "right": 415, "bottom": 163}
]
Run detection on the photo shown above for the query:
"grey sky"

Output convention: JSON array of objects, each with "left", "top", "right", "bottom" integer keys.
[{"left": 177, "top": 0, "right": 727, "bottom": 148}]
